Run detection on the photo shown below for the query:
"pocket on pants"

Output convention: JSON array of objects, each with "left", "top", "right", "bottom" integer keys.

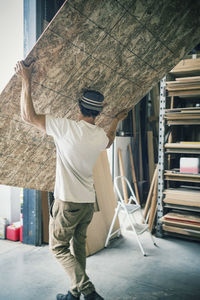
[{"left": 62, "top": 208, "right": 82, "bottom": 227}]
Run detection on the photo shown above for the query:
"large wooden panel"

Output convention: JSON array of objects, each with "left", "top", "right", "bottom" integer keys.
[
  {"left": 87, "top": 150, "right": 120, "bottom": 255},
  {"left": 0, "top": 0, "right": 200, "bottom": 190}
]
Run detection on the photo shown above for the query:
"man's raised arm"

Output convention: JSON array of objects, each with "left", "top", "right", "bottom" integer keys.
[
  {"left": 106, "top": 110, "right": 128, "bottom": 148},
  {"left": 15, "top": 61, "right": 46, "bottom": 133}
]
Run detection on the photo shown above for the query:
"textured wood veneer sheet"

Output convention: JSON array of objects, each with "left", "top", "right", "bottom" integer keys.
[{"left": 0, "top": 0, "right": 200, "bottom": 191}]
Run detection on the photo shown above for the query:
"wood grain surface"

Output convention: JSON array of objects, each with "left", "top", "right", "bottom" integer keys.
[{"left": 1, "top": 0, "right": 200, "bottom": 191}]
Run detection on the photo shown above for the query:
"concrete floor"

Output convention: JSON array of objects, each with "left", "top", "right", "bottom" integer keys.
[{"left": 0, "top": 231, "right": 200, "bottom": 300}]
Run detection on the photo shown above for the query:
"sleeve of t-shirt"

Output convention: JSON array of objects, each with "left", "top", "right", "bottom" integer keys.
[
  {"left": 45, "top": 114, "right": 69, "bottom": 139},
  {"left": 101, "top": 129, "right": 109, "bottom": 150}
]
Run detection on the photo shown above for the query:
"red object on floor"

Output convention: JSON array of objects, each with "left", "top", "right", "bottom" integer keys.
[
  {"left": 6, "top": 226, "right": 20, "bottom": 241},
  {"left": 20, "top": 225, "right": 23, "bottom": 242}
]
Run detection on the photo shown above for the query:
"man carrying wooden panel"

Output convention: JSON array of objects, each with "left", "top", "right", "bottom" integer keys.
[{"left": 15, "top": 61, "right": 127, "bottom": 300}]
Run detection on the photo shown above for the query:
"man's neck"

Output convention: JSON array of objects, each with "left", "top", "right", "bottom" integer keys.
[{"left": 79, "top": 114, "right": 96, "bottom": 125}]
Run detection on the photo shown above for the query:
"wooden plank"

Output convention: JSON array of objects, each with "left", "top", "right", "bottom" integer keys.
[
  {"left": 118, "top": 148, "right": 129, "bottom": 203},
  {"left": 164, "top": 171, "right": 200, "bottom": 183},
  {"left": 164, "top": 187, "right": 200, "bottom": 195},
  {"left": 161, "top": 217, "right": 200, "bottom": 231},
  {"left": 87, "top": 150, "right": 120, "bottom": 255},
  {"left": 164, "top": 170, "right": 200, "bottom": 179},
  {"left": 164, "top": 204, "right": 200, "bottom": 213},
  {"left": 161, "top": 212, "right": 200, "bottom": 224},
  {"left": 163, "top": 198, "right": 200, "bottom": 208},
  {"left": 148, "top": 173, "right": 158, "bottom": 232},
  {"left": 170, "top": 58, "right": 200, "bottom": 76},
  {"left": 167, "top": 80, "right": 200, "bottom": 85},
  {"left": 166, "top": 84, "right": 200, "bottom": 91},
  {"left": 147, "top": 131, "right": 155, "bottom": 182},
  {"left": 167, "top": 96, "right": 174, "bottom": 174},
  {"left": 132, "top": 107, "right": 136, "bottom": 145},
  {"left": 138, "top": 107, "right": 143, "bottom": 181},
  {"left": 166, "top": 107, "right": 200, "bottom": 112},
  {"left": 41, "top": 191, "right": 49, "bottom": 243},
  {"left": 144, "top": 165, "right": 158, "bottom": 219},
  {"left": 165, "top": 114, "right": 200, "bottom": 119},
  {"left": 168, "top": 89, "right": 200, "bottom": 96},
  {"left": 163, "top": 191, "right": 200, "bottom": 199},
  {"left": 180, "top": 141, "right": 200, "bottom": 144},
  {"left": 163, "top": 224, "right": 200, "bottom": 238},
  {"left": 165, "top": 142, "right": 200, "bottom": 154},
  {"left": 165, "top": 149, "right": 200, "bottom": 154},
  {"left": 167, "top": 120, "right": 200, "bottom": 125},
  {"left": 150, "top": 84, "right": 160, "bottom": 137},
  {"left": 175, "top": 76, "right": 200, "bottom": 82},
  {"left": 164, "top": 193, "right": 200, "bottom": 200},
  {"left": 128, "top": 144, "right": 140, "bottom": 205},
  {"left": 180, "top": 110, "right": 200, "bottom": 114},
  {"left": 165, "top": 143, "right": 200, "bottom": 149}
]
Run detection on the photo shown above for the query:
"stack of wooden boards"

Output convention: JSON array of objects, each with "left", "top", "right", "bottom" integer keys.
[
  {"left": 170, "top": 58, "right": 200, "bottom": 76},
  {"left": 160, "top": 212, "right": 200, "bottom": 240},
  {"left": 163, "top": 187, "right": 200, "bottom": 211},
  {"left": 165, "top": 107, "right": 200, "bottom": 125},
  {"left": 160, "top": 57, "right": 200, "bottom": 240},
  {"left": 164, "top": 170, "right": 200, "bottom": 183},
  {"left": 165, "top": 141, "right": 200, "bottom": 154},
  {"left": 166, "top": 74, "right": 200, "bottom": 97}
]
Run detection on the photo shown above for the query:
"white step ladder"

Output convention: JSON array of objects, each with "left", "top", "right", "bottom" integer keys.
[{"left": 105, "top": 176, "right": 157, "bottom": 256}]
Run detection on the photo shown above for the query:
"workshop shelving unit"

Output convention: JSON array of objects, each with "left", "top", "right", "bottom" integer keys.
[{"left": 156, "top": 58, "right": 200, "bottom": 240}]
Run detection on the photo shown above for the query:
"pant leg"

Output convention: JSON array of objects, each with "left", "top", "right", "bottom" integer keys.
[
  {"left": 49, "top": 199, "right": 95, "bottom": 297},
  {"left": 72, "top": 203, "right": 94, "bottom": 278}
]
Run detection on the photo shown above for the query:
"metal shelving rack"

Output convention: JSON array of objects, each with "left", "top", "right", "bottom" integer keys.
[
  {"left": 156, "top": 59, "right": 200, "bottom": 239},
  {"left": 156, "top": 77, "right": 166, "bottom": 237}
]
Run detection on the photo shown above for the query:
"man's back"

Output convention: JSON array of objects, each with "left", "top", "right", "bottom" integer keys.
[{"left": 46, "top": 116, "right": 108, "bottom": 203}]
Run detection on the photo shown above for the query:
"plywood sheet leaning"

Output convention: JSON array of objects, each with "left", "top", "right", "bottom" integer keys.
[
  {"left": 86, "top": 151, "right": 119, "bottom": 256},
  {"left": 1, "top": 0, "right": 200, "bottom": 191}
]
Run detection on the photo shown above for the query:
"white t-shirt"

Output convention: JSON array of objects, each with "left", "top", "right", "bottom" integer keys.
[{"left": 46, "top": 115, "right": 109, "bottom": 203}]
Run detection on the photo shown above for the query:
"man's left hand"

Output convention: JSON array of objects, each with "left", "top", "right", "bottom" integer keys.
[{"left": 14, "top": 60, "right": 34, "bottom": 82}]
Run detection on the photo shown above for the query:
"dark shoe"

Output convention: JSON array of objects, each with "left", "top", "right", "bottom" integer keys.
[
  {"left": 56, "top": 291, "right": 80, "bottom": 300},
  {"left": 84, "top": 291, "right": 104, "bottom": 300}
]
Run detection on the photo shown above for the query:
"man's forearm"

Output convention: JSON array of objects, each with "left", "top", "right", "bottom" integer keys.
[
  {"left": 21, "top": 79, "right": 36, "bottom": 122},
  {"left": 106, "top": 117, "right": 119, "bottom": 148}
]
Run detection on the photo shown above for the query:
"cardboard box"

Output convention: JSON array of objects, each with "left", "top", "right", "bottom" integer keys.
[{"left": 180, "top": 157, "right": 200, "bottom": 174}]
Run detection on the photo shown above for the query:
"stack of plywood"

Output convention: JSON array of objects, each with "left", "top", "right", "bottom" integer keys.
[
  {"left": 166, "top": 76, "right": 200, "bottom": 96},
  {"left": 159, "top": 56, "right": 200, "bottom": 241},
  {"left": 160, "top": 212, "right": 200, "bottom": 240},
  {"left": 170, "top": 58, "right": 200, "bottom": 76},
  {"left": 163, "top": 187, "right": 200, "bottom": 210},
  {"left": 164, "top": 107, "right": 200, "bottom": 125},
  {"left": 164, "top": 170, "right": 200, "bottom": 183},
  {"left": 165, "top": 141, "right": 200, "bottom": 154}
]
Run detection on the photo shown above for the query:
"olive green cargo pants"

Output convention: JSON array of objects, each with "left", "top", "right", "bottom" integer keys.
[{"left": 49, "top": 199, "right": 95, "bottom": 297}]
